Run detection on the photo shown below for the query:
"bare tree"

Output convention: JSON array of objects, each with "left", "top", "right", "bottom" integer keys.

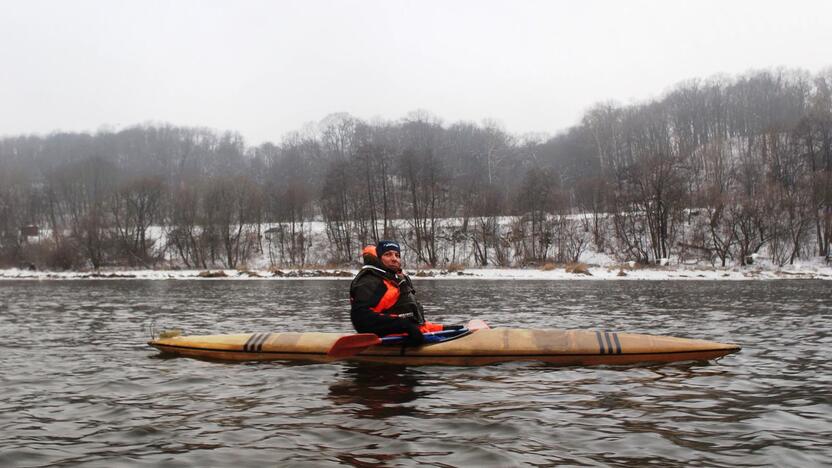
[{"left": 111, "top": 176, "right": 163, "bottom": 266}]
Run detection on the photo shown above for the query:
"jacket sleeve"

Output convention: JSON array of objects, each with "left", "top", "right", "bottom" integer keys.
[{"left": 350, "top": 274, "right": 387, "bottom": 318}]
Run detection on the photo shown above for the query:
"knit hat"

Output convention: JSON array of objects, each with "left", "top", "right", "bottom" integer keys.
[{"left": 376, "top": 240, "right": 401, "bottom": 257}]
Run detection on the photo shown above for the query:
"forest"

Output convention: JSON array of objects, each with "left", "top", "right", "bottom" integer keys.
[{"left": 1, "top": 68, "right": 830, "bottom": 270}]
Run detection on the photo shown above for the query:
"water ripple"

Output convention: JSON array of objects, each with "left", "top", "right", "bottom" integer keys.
[{"left": 0, "top": 279, "right": 829, "bottom": 467}]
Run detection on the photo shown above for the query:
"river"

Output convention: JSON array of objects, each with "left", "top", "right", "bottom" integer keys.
[{"left": 1, "top": 279, "right": 829, "bottom": 467}]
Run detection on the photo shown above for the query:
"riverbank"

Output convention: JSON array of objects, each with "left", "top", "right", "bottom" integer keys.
[{"left": 2, "top": 261, "right": 830, "bottom": 280}]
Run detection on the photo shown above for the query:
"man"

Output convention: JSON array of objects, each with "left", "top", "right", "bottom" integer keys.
[{"left": 349, "top": 240, "right": 451, "bottom": 346}]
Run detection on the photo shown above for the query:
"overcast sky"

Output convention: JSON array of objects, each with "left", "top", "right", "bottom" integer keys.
[{"left": 1, "top": 0, "right": 830, "bottom": 145}]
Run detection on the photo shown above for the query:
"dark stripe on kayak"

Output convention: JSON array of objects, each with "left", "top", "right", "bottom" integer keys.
[
  {"left": 612, "top": 332, "right": 622, "bottom": 354},
  {"left": 252, "top": 333, "right": 265, "bottom": 352},
  {"left": 595, "top": 331, "right": 606, "bottom": 354},
  {"left": 243, "top": 333, "right": 260, "bottom": 352},
  {"left": 253, "top": 333, "right": 271, "bottom": 352},
  {"left": 244, "top": 333, "right": 268, "bottom": 352},
  {"left": 604, "top": 331, "right": 614, "bottom": 355}
]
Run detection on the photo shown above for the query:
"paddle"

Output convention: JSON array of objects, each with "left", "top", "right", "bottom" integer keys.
[
  {"left": 327, "top": 319, "right": 491, "bottom": 358},
  {"left": 326, "top": 333, "right": 381, "bottom": 358}
]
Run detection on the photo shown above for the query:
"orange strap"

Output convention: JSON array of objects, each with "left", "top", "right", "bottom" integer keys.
[
  {"left": 382, "top": 322, "right": 444, "bottom": 338},
  {"left": 370, "top": 278, "right": 400, "bottom": 313},
  {"left": 419, "top": 321, "right": 443, "bottom": 333}
]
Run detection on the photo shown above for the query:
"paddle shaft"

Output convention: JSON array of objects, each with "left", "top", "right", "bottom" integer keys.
[{"left": 327, "top": 319, "right": 491, "bottom": 358}]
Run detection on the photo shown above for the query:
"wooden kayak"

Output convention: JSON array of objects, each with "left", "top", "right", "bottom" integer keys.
[{"left": 148, "top": 328, "right": 740, "bottom": 366}]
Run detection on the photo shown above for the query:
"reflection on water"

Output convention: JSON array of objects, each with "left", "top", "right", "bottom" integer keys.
[
  {"left": 329, "top": 364, "right": 426, "bottom": 419},
  {"left": 0, "top": 279, "right": 830, "bottom": 467}
]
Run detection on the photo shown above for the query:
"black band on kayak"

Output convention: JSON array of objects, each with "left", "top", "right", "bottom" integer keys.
[
  {"left": 244, "top": 333, "right": 271, "bottom": 352},
  {"left": 604, "top": 331, "right": 614, "bottom": 355},
  {"left": 596, "top": 331, "right": 622, "bottom": 355},
  {"left": 254, "top": 333, "right": 271, "bottom": 351},
  {"left": 596, "top": 330, "right": 606, "bottom": 354}
]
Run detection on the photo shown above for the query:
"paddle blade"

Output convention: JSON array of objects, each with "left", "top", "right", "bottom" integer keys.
[
  {"left": 466, "top": 319, "right": 490, "bottom": 330},
  {"left": 327, "top": 333, "right": 382, "bottom": 358}
]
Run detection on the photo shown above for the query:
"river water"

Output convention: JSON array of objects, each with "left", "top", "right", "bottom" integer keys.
[{"left": 0, "top": 279, "right": 829, "bottom": 467}]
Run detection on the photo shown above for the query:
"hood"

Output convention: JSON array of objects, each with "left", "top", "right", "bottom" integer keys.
[{"left": 362, "top": 245, "right": 400, "bottom": 275}]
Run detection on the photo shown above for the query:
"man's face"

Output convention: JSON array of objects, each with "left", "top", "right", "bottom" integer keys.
[{"left": 380, "top": 250, "right": 401, "bottom": 271}]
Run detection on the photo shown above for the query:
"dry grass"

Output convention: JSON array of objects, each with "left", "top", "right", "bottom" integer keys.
[
  {"left": 198, "top": 270, "right": 227, "bottom": 278},
  {"left": 565, "top": 262, "right": 592, "bottom": 275},
  {"left": 541, "top": 262, "right": 557, "bottom": 271},
  {"left": 235, "top": 266, "right": 262, "bottom": 277},
  {"left": 447, "top": 263, "right": 465, "bottom": 272}
]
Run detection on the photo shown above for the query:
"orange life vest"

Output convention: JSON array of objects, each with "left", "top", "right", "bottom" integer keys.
[{"left": 370, "top": 277, "right": 402, "bottom": 314}]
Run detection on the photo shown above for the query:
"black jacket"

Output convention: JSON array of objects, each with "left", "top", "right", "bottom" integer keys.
[{"left": 349, "top": 256, "right": 425, "bottom": 325}]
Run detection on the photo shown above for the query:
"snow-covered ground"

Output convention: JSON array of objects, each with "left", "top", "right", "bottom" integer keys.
[
  {"left": 7, "top": 217, "right": 831, "bottom": 281},
  {"left": 1, "top": 260, "right": 830, "bottom": 281}
]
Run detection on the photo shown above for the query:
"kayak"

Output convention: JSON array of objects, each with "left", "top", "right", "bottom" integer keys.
[{"left": 148, "top": 327, "right": 740, "bottom": 366}]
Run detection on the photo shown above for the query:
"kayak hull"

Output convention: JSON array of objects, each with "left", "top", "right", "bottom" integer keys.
[{"left": 148, "top": 328, "right": 740, "bottom": 366}]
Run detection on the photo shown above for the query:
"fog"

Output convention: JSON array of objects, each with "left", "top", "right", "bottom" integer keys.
[{"left": 1, "top": 0, "right": 831, "bottom": 144}]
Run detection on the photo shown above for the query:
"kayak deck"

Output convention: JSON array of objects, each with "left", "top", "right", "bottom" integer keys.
[{"left": 148, "top": 328, "right": 741, "bottom": 366}]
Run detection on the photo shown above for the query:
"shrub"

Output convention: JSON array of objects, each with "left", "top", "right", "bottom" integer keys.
[
  {"left": 565, "top": 262, "right": 591, "bottom": 275},
  {"left": 46, "top": 240, "right": 85, "bottom": 270},
  {"left": 198, "top": 270, "right": 227, "bottom": 278}
]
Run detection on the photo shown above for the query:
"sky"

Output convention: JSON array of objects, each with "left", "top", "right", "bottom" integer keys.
[{"left": 1, "top": 0, "right": 831, "bottom": 146}]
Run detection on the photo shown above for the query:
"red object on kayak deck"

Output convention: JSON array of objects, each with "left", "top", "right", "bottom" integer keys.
[{"left": 327, "top": 333, "right": 382, "bottom": 358}]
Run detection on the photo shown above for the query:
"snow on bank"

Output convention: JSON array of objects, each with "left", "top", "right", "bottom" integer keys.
[{"left": 1, "top": 262, "right": 830, "bottom": 281}]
